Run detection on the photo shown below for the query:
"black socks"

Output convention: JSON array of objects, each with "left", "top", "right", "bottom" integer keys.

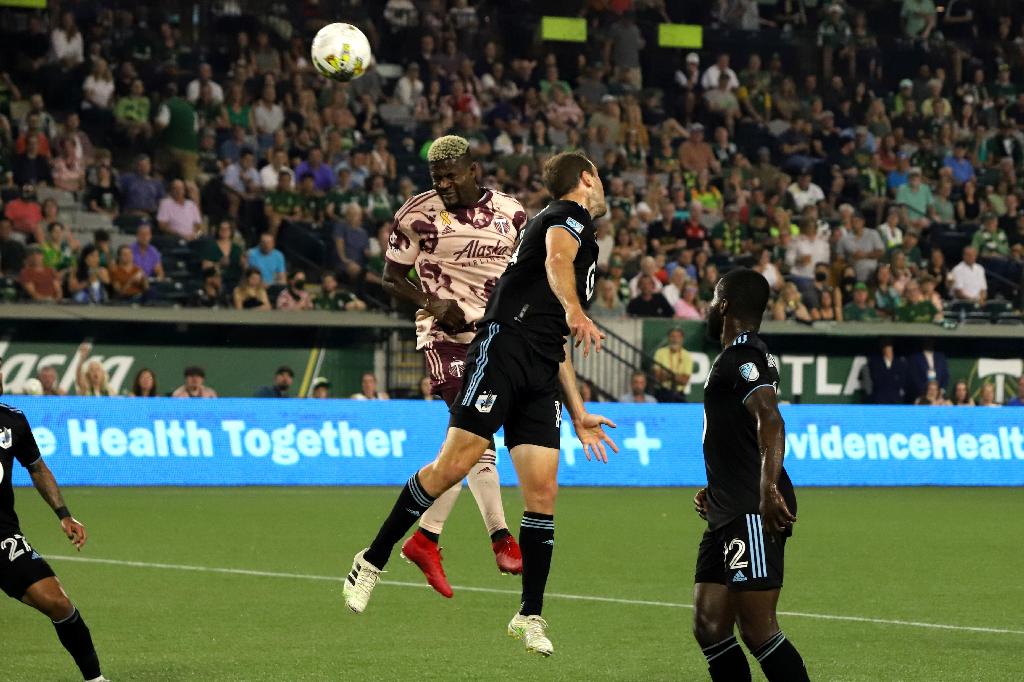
[
  {"left": 702, "top": 635, "right": 751, "bottom": 681},
  {"left": 365, "top": 474, "right": 436, "bottom": 569},
  {"left": 53, "top": 608, "right": 101, "bottom": 681},
  {"left": 752, "top": 631, "right": 809, "bottom": 682},
  {"left": 490, "top": 528, "right": 511, "bottom": 543},
  {"left": 418, "top": 528, "right": 440, "bottom": 544},
  {"left": 518, "top": 512, "right": 554, "bottom": 616}
]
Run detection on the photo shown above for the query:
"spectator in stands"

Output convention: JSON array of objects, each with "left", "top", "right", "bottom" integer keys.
[
  {"left": 944, "top": 141, "right": 975, "bottom": 185},
  {"left": 0, "top": 219, "right": 26, "bottom": 277},
  {"left": 976, "top": 382, "right": 1000, "bottom": 407},
  {"left": 701, "top": 53, "right": 739, "bottom": 91},
  {"left": 253, "top": 85, "right": 285, "bottom": 151},
  {"left": 172, "top": 366, "right": 218, "bottom": 398},
  {"left": 37, "top": 365, "right": 65, "bottom": 396},
  {"left": 843, "top": 282, "right": 879, "bottom": 321},
  {"left": 864, "top": 339, "right": 908, "bottom": 404},
  {"left": 971, "top": 213, "right": 1011, "bottom": 259},
  {"left": 914, "top": 380, "right": 948, "bottom": 405},
  {"left": 295, "top": 147, "right": 334, "bottom": 193},
  {"left": 674, "top": 283, "right": 705, "bottom": 320},
  {"left": 85, "top": 165, "right": 121, "bottom": 217},
  {"left": 261, "top": 149, "right": 294, "bottom": 191},
  {"left": 897, "top": 279, "right": 939, "bottom": 322},
  {"left": 314, "top": 272, "right": 366, "bottom": 311},
  {"left": 253, "top": 366, "right": 294, "bottom": 398},
  {"left": 786, "top": 217, "right": 829, "bottom": 287},
  {"left": 772, "top": 281, "right": 812, "bottom": 321},
  {"left": 1005, "top": 376, "right": 1024, "bottom": 406},
  {"left": 223, "top": 148, "right": 263, "bottom": 221},
  {"left": 309, "top": 376, "right": 331, "bottom": 399},
  {"left": 74, "top": 343, "right": 114, "bottom": 396},
  {"left": 786, "top": 171, "right": 825, "bottom": 213},
  {"left": 678, "top": 123, "right": 719, "bottom": 175},
  {"left": 154, "top": 83, "right": 199, "bottom": 183},
  {"left": 131, "top": 222, "right": 165, "bottom": 280},
  {"left": 647, "top": 202, "right": 685, "bottom": 258},
  {"left": 18, "top": 246, "right": 61, "bottom": 302},
  {"left": 233, "top": 267, "right": 272, "bottom": 310},
  {"left": 13, "top": 134, "right": 51, "bottom": 187},
  {"left": 906, "top": 341, "right": 950, "bottom": 404},
  {"left": 652, "top": 328, "right": 692, "bottom": 402},
  {"left": 590, "top": 278, "right": 626, "bottom": 320},
  {"left": 276, "top": 268, "right": 313, "bottom": 310},
  {"left": 333, "top": 203, "right": 371, "bottom": 282},
  {"left": 618, "top": 371, "right": 657, "bottom": 404},
  {"left": 4, "top": 184, "right": 44, "bottom": 241},
  {"left": 129, "top": 369, "right": 158, "bottom": 397},
  {"left": 896, "top": 168, "right": 935, "bottom": 231},
  {"left": 949, "top": 246, "right": 987, "bottom": 304},
  {"left": 186, "top": 63, "right": 223, "bottom": 105},
  {"left": 120, "top": 155, "right": 164, "bottom": 216},
  {"left": 109, "top": 245, "right": 149, "bottom": 302},
  {"left": 200, "top": 220, "right": 246, "bottom": 285},
  {"left": 351, "top": 372, "right": 389, "bottom": 400},
  {"left": 246, "top": 233, "right": 287, "bottom": 285},
  {"left": 872, "top": 262, "right": 901, "bottom": 318},
  {"left": 627, "top": 274, "right": 673, "bottom": 318},
  {"left": 40, "top": 221, "right": 77, "bottom": 274},
  {"left": 950, "top": 380, "right": 974, "bottom": 406},
  {"left": 157, "top": 179, "right": 203, "bottom": 240},
  {"left": 51, "top": 137, "right": 85, "bottom": 193},
  {"left": 811, "top": 286, "right": 842, "bottom": 322},
  {"left": 838, "top": 212, "right": 885, "bottom": 282},
  {"left": 114, "top": 79, "right": 152, "bottom": 146},
  {"left": 185, "top": 265, "right": 226, "bottom": 308},
  {"left": 67, "top": 245, "right": 109, "bottom": 304}
]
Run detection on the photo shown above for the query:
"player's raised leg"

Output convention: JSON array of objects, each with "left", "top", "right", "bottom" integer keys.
[
  {"left": 466, "top": 448, "right": 521, "bottom": 574},
  {"left": 505, "top": 443, "right": 559, "bottom": 656},
  {"left": 22, "top": 577, "right": 107, "bottom": 682},
  {"left": 731, "top": 586, "right": 809, "bottom": 681},
  {"left": 693, "top": 582, "right": 751, "bottom": 682},
  {"left": 343, "top": 426, "right": 489, "bottom": 613}
]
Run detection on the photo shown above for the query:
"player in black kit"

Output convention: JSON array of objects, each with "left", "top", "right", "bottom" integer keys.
[
  {"left": 0, "top": 360, "right": 109, "bottom": 682},
  {"left": 691, "top": 269, "right": 809, "bottom": 681},
  {"left": 344, "top": 151, "right": 618, "bottom": 657}
]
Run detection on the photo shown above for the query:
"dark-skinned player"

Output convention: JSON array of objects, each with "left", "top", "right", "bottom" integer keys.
[
  {"left": 381, "top": 135, "right": 526, "bottom": 596},
  {"left": 0, "top": 358, "right": 110, "bottom": 682},
  {"left": 691, "top": 269, "right": 810, "bottom": 681}
]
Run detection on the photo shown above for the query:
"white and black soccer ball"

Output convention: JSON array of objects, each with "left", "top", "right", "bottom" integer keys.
[{"left": 311, "top": 23, "right": 372, "bottom": 83}]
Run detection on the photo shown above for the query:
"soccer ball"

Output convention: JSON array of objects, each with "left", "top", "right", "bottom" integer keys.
[{"left": 311, "top": 23, "right": 372, "bottom": 82}]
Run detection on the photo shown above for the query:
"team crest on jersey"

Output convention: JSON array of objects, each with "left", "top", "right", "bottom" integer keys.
[
  {"left": 0, "top": 428, "right": 11, "bottom": 449},
  {"left": 449, "top": 360, "right": 465, "bottom": 378},
  {"left": 739, "top": 362, "right": 760, "bottom": 382},
  {"left": 494, "top": 216, "right": 510, "bottom": 235},
  {"left": 475, "top": 391, "right": 497, "bottom": 413},
  {"left": 565, "top": 217, "right": 584, "bottom": 232}
]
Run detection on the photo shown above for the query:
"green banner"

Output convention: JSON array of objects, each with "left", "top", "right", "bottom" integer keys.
[
  {"left": 0, "top": 340, "right": 373, "bottom": 398},
  {"left": 642, "top": 320, "right": 1024, "bottom": 404}
]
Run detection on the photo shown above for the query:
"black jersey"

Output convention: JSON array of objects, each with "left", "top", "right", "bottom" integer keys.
[
  {"left": 481, "top": 200, "right": 600, "bottom": 362},
  {"left": 0, "top": 404, "right": 42, "bottom": 535},
  {"left": 702, "top": 331, "right": 795, "bottom": 530}
]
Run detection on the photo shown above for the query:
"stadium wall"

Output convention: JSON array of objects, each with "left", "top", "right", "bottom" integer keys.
[{"left": 6, "top": 398, "right": 1023, "bottom": 487}]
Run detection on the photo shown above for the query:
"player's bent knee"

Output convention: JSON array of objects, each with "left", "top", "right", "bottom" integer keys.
[{"left": 692, "top": 608, "right": 733, "bottom": 646}]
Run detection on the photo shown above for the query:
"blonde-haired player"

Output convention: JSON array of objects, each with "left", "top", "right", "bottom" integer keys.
[{"left": 380, "top": 135, "right": 527, "bottom": 596}]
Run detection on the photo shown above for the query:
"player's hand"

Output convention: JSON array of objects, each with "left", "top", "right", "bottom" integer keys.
[
  {"left": 567, "top": 307, "right": 604, "bottom": 358},
  {"left": 693, "top": 487, "right": 708, "bottom": 520},
  {"left": 759, "top": 485, "right": 796, "bottom": 533},
  {"left": 61, "top": 517, "right": 87, "bottom": 551},
  {"left": 572, "top": 412, "right": 618, "bottom": 463},
  {"left": 426, "top": 298, "right": 467, "bottom": 331}
]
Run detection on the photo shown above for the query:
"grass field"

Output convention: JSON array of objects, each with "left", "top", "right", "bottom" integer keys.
[{"left": 5, "top": 486, "right": 1023, "bottom": 681}]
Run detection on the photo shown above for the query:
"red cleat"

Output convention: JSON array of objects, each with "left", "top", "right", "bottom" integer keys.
[
  {"left": 492, "top": 534, "right": 523, "bottom": 575},
  {"left": 400, "top": 532, "right": 453, "bottom": 598}
]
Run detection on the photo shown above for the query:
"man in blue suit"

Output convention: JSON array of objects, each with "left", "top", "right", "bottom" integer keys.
[
  {"left": 906, "top": 341, "right": 950, "bottom": 404},
  {"left": 864, "top": 339, "right": 909, "bottom": 404}
]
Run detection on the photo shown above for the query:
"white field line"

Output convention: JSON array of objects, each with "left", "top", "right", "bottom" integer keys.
[{"left": 50, "top": 555, "right": 1024, "bottom": 637}]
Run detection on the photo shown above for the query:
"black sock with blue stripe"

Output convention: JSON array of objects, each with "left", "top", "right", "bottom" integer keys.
[
  {"left": 52, "top": 608, "right": 102, "bottom": 680},
  {"left": 365, "top": 474, "right": 436, "bottom": 569},
  {"left": 751, "top": 631, "right": 808, "bottom": 682},
  {"left": 518, "top": 512, "right": 554, "bottom": 616},
  {"left": 702, "top": 636, "right": 751, "bottom": 681}
]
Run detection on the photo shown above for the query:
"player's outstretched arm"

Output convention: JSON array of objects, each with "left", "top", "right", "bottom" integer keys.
[
  {"left": 28, "top": 459, "right": 87, "bottom": 550},
  {"left": 557, "top": 347, "right": 618, "bottom": 462},
  {"left": 744, "top": 388, "right": 795, "bottom": 533},
  {"left": 545, "top": 227, "right": 604, "bottom": 357},
  {"left": 382, "top": 259, "right": 466, "bottom": 330}
]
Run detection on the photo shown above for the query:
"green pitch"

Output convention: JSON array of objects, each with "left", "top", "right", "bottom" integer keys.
[{"left": 5, "top": 486, "right": 1022, "bottom": 681}]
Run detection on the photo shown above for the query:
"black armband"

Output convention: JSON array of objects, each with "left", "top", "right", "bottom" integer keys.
[{"left": 55, "top": 506, "right": 71, "bottom": 520}]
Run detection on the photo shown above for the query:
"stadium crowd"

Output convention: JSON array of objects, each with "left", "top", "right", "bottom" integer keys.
[{"left": 0, "top": 1, "right": 1022, "bottom": 326}]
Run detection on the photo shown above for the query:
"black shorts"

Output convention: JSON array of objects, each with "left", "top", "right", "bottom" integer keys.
[
  {"left": 0, "top": 531, "right": 56, "bottom": 599},
  {"left": 694, "top": 514, "right": 786, "bottom": 591},
  {"left": 450, "top": 322, "right": 561, "bottom": 450}
]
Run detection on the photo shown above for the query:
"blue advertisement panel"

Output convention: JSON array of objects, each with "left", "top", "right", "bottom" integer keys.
[{"left": 4, "top": 398, "right": 1024, "bottom": 487}]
